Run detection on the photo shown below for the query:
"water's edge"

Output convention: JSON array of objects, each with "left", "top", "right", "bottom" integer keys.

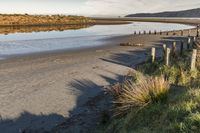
[{"left": 0, "top": 22, "right": 195, "bottom": 60}]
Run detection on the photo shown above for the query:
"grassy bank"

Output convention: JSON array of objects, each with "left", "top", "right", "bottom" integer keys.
[
  {"left": 0, "top": 14, "right": 95, "bottom": 26},
  {"left": 98, "top": 49, "right": 200, "bottom": 132}
]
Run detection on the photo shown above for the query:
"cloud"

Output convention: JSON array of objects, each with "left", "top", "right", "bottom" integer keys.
[
  {"left": 0, "top": 0, "right": 200, "bottom": 15},
  {"left": 80, "top": 0, "right": 200, "bottom": 15}
]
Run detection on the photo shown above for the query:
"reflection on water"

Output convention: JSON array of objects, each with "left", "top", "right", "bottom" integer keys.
[
  {"left": 0, "top": 25, "right": 92, "bottom": 35},
  {"left": 0, "top": 22, "right": 195, "bottom": 59}
]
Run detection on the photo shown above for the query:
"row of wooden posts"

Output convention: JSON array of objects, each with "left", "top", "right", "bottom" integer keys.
[
  {"left": 134, "top": 29, "right": 192, "bottom": 36},
  {"left": 150, "top": 37, "right": 197, "bottom": 71}
]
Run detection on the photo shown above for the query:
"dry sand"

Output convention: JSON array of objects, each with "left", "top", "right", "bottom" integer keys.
[{"left": 0, "top": 26, "right": 198, "bottom": 132}]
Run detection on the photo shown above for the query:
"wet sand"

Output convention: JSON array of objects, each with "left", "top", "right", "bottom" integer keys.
[
  {"left": 0, "top": 24, "right": 198, "bottom": 132},
  {"left": 93, "top": 17, "right": 200, "bottom": 25}
]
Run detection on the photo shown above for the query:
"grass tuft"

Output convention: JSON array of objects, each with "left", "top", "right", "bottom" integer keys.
[{"left": 108, "top": 75, "right": 170, "bottom": 116}]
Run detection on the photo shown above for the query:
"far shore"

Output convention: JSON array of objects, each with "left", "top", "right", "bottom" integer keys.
[
  {"left": 0, "top": 14, "right": 132, "bottom": 27},
  {"left": 92, "top": 17, "right": 200, "bottom": 25},
  {"left": 0, "top": 14, "right": 95, "bottom": 26},
  {"left": 1, "top": 14, "right": 200, "bottom": 27}
]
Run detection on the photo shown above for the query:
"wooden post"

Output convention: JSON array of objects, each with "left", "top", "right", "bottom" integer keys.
[
  {"left": 187, "top": 37, "right": 191, "bottom": 50},
  {"left": 154, "top": 30, "right": 157, "bottom": 35},
  {"left": 172, "top": 42, "right": 176, "bottom": 57},
  {"left": 149, "top": 30, "right": 151, "bottom": 34},
  {"left": 139, "top": 31, "right": 141, "bottom": 35},
  {"left": 197, "top": 25, "right": 199, "bottom": 37},
  {"left": 134, "top": 31, "right": 136, "bottom": 35},
  {"left": 173, "top": 31, "right": 176, "bottom": 36},
  {"left": 180, "top": 41, "right": 184, "bottom": 56},
  {"left": 144, "top": 31, "right": 146, "bottom": 35},
  {"left": 193, "top": 36, "right": 196, "bottom": 42},
  {"left": 188, "top": 30, "right": 191, "bottom": 37},
  {"left": 166, "top": 32, "right": 169, "bottom": 36},
  {"left": 191, "top": 49, "right": 197, "bottom": 71},
  {"left": 193, "top": 36, "right": 196, "bottom": 48},
  {"left": 160, "top": 30, "right": 162, "bottom": 35},
  {"left": 151, "top": 47, "right": 156, "bottom": 63},
  {"left": 166, "top": 48, "right": 170, "bottom": 66},
  {"left": 181, "top": 30, "right": 183, "bottom": 36},
  {"left": 163, "top": 44, "right": 167, "bottom": 60}
]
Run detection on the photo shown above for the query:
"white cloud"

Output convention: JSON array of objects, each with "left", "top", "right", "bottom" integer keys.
[
  {"left": 80, "top": 0, "right": 200, "bottom": 16},
  {"left": 0, "top": 0, "right": 200, "bottom": 15}
]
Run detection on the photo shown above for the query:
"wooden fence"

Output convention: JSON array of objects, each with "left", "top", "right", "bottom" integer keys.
[
  {"left": 133, "top": 26, "right": 199, "bottom": 71},
  {"left": 133, "top": 28, "right": 198, "bottom": 37},
  {"left": 150, "top": 38, "right": 197, "bottom": 71}
]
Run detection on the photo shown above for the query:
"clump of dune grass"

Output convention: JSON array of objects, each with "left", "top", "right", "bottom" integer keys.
[{"left": 108, "top": 75, "right": 170, "bottom": 116}]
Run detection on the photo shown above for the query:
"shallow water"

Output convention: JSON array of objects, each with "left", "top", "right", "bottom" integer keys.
[{"left": 0, "top": 22, "right": 195, "bottom": 59}]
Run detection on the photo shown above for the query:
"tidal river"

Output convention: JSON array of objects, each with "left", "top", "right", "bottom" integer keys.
[{"left": 0, "top": 22, "right": 195, "bottom": 59}]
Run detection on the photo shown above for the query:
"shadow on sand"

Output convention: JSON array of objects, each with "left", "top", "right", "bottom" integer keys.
[
  {"left": 100, "top": 36, "right": 189, "bottom": 68},
  {"left": 52, "top": 72, "right": 127, "bottom": 132},
  {"left": 0, "top": 78, "right": 121, "bottom": 133},
  {"left": 100, "top": 49, "right": 148, "bottom": 67},
  {"left": 0, "top": 112, "right": 65, "bottom": 133}
]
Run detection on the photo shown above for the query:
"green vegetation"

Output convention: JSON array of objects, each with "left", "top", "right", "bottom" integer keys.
[
  {"left": 0, "top": 14, "right": 95, "bottom": 26},
  {"left": 107, "top": 75, "right": 170, "bottom": 117},
  {"left": 98, "top": 50, "right": 200, "bottom": 133}
]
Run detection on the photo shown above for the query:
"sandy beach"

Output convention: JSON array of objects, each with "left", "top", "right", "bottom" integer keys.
[{"left": 0, "top": 22, "right": 198, "bottom": 132}]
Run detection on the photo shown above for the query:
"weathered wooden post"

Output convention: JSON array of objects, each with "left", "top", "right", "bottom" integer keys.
[
  {"left": 194, "top": 36, "right": 196, "bottom": 42},
  {"left": 165, "top": 48, "right": 170, "bottom": 66},
  {"left": 139, "top": 31, "right": 141, "bottom": 35},
  {"left": 180, "top": 41, "right": 184, "bottom": 56},
  {"left": 172, "top": 42, "right": 176, "bottom": 57},
  {"left": 149, "top": 30, "right": 151, "bottom": 34},
  {"left": 187, "top": 37, "right": 191, "bottom": 50},
  {"left": 193, "top": 36, "right": 196, "bottom": 48},
  {"left": 163, "top": 44, "right": 167, "bottom": 60},
  {"left": 188, "top": 29, "right": 191, "bottom": 37},
  {"left": 194, "top": 37, "right": 200, "bottom": 68},
  {"left": 160, "top": 30, "right": 162, "bottom": 35},
  {"left": 134, "top": 31, "right": 136, "bottom": 35},
  {"left": 166, "top": 32, "right": 169, "bottom": 36},
  {"left": 154, "top": 30, "right": 157, "bottom": 35},
  {"left": 191, "top": 49, "right": 197, "bottom": 71},
  {"left": 163, "top": 44, "right": 167, "bottom": 53},
  {"left": 173, "top": 30, "right": 176, "bottom": 36},
  {"left": 151, "top": 47, "right": 156, "bottom": 63},
  {"left": 181, "top": 30, "right": 183, "bottom": 36},
  {"left": 197, "top": 25, "right": 199, "bottom": 37},
  {"left": 144, "top": 31, "right": 146, "bottom": 35}
]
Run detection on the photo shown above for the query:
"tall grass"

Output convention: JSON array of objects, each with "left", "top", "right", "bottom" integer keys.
[
  {"left": 137, "top": 58, "right": 198, "bottom": 86},
  {"left": 108, "top": 75, "right": 170, "bottom": 116},
  {"left": 101, "top": 87, "right": 200, "bottom": 133},
  {"left": 98, "top": 49, "right": 200, "bottom": 133}
]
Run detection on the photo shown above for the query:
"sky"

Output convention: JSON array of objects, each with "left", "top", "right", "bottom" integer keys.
[{"left": 0, "top": 0, "right": 200, "bottom": 16}]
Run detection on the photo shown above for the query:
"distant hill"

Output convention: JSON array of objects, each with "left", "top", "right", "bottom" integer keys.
[{"left": 126, "top": 8, "right": 200, "bottom": 18}]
